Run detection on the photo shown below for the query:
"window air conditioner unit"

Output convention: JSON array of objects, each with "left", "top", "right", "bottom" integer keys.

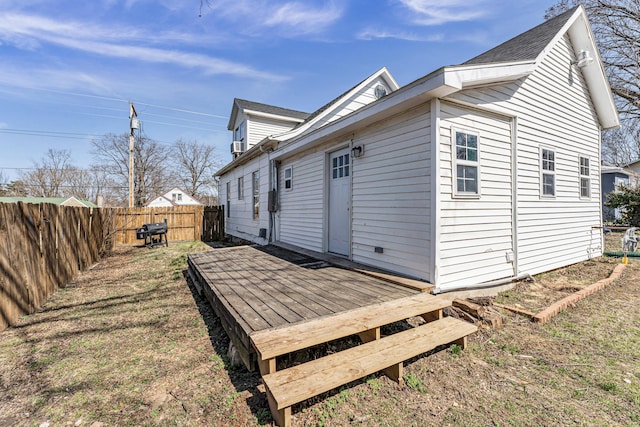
[{"left": 230, "top": 141, "right": 245, "bottom": 155}]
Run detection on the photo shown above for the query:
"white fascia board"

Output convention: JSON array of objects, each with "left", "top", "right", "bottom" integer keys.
[
  {"left": 215, "top": 139, "right": 278, "bottom": 176},
  {"left": 272, "top": 68, "right": 458, "bottom": 160},
  {"left": 270, "top": 67, "right": 402, "bottom": 144},
  {"left": 272, "top": 63, "right": 534, "bottom": 161},
  {"left": 566, "top": 13, "right": 619, "bottom": 129},
  {"left": 243, "top": 109, "right": 306, "bottom": 124},
  {"left": 443, "top": 61, "right": 535, "bottom": 88},
  {"left": 535, "top": 6, "right": 618, "bottom": 129}
]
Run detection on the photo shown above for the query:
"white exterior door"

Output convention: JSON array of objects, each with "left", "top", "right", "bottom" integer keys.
[{"left": 328, "top": 148, "right": 351, "bottom": 255}]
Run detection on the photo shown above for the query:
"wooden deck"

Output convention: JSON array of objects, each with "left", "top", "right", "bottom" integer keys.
[
  {"left": 188, "top": 245, "right": 477, "bottom": 426},
  {"left": 188, "top": 245, "right": 421, "bottom": 369}
]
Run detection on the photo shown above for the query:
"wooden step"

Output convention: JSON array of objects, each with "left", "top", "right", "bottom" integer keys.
[
  {"left": 262, "top": 316, "right": 477, "bottom": 427},
  {"left": 250, "top": 292, "right": 452, "bottom": 375}
]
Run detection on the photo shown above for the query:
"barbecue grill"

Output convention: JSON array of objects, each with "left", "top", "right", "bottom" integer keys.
[{"left": 136, "top": 221, "right": 168, "bottom": 248}]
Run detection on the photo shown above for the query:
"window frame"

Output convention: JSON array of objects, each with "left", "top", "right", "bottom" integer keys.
[
  {"left": 579, "top": 156, "right": 591, "bottom": 199},
  {"left": 284, "top": 166, "right": 293, "bottom": 191},
  {"left": 452, "top": 129, "right": 481, "bottom": 198},
  {"left": 331, "top": 153, "right": 350, "bottom": 180},
  {"left": 252, "top": 170, "right": 260, "bottom": 220},
  {"left": 237, "top": 176, "right": 244, "bottom": 200},
  {"left": 226, "top": 181, "right": 231, "bottom": 218},
  {"left": 234, "top": 121, "right": 245, "bottom": 143},
  {"left": 540, "top": 147, "right": 556, "bottom": 198}
]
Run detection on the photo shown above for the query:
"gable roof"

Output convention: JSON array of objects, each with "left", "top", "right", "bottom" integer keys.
[
  {"left": 295, "top": 67, "right": 400, "bottom": 128},
  {"left": 217, "top": 6, "right": 619, "bottom": 176},
  {"left": 227, "top": 98, "right": 310, "bottom": 130},
  {"left": 464, "top": 7, "right": 579, "bottom": 65}
]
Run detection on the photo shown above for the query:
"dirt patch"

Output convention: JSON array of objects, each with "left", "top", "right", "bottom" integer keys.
[
  {"left": 496, "top": 257, "right": 619, "bottom": 313},
  {"left": 0, "top": 244, "right": 638, "bottom": 426}
]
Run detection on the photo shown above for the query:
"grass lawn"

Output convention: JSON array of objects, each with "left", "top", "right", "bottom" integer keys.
[{"left": 0, "top": 241, "right": 638, "bottom": 426}]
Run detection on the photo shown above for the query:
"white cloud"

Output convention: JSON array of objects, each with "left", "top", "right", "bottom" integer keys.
[
  {"left": 201, "top": 0, "right": 344, "bottom": 36},
  {"left": 397, "top": 0, "right": 489, "bottom": 25},
  {"left": 357, "top": 27, "right": 444, "bottom": 42},
  {"left": 0, "top": 13, "right": 283, "bottom": 81},
  {"left": 264, "top": 2, "right": 343, "bottom": 34}
]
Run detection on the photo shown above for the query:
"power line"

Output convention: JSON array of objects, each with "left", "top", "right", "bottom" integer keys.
[{"left": 28, "top": 87, "right": 228, "bottom": 120}]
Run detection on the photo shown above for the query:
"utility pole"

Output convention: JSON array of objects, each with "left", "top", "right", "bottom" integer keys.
[{"left": 129, "top": 102, "right": 138, "bottom": 208}]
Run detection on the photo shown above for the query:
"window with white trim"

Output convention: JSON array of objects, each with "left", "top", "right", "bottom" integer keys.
[
  {"left": 237, "top": 176, "right": 244, "bottom": 200},
  {"left": 226, "top": 182, "right": 231, "bottom": 218},
  {"left": 579, "top": 156, "right": 590, "bottom": 198},
  {"left": 541, "top": 148, "right": 555, "bottom": 197},
  {"left": 234, "top": 121, "right": 245, "bottom": 143},
  {"left": 284, "top": 167, "right": 293, "bottom": 190},
  {"left": 454, "top": 130, "right": 479, "bottom": 196},
  {"left": 332, "top": 154, "right": 350, "bottom": 179},
  {"left": 252, "top": 171, "right": 260, "bottom": 220}
]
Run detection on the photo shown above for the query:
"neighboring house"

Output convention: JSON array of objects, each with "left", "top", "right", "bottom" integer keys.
[
  {"left": 601, "top": 165, "right": 631, "bottom": 222},
  {"left": 216, "top": 6, "right": 619, "bottom": 293},
  {"left": 623, "top": 159, "right": 640, "bottom": 186},
  {"left": 0, "top": 196, "right": 97, "bottom": 208},
  {"left": 145, "top": 187, "right": 203, "bottom": 207}
]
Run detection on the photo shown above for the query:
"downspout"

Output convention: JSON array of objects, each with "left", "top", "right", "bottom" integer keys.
[
  {"left": 430, "top": 272, "right": 533, "bottom": 294},
  {"left": 511, "top": 116, "right": 519, "bottom": 276},
  {"left": 429, "top": 98, "right": 441, "bottom": 286}
]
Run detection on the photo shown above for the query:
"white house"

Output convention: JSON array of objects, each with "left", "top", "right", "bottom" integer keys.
[
  {"left": 145, "top": 187, "right": 203, "bottom": 207},
  {"left": 216, "top": 6, "right": 619, "bottom": 293}
]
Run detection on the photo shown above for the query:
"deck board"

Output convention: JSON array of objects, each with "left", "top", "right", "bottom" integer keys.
[{"left": 188, "top": 246, "right": 419, "bottom": 341}]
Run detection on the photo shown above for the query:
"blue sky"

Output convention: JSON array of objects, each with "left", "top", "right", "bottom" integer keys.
[{"left": 0, "top": 0, "right": 557, "bottom": 181}]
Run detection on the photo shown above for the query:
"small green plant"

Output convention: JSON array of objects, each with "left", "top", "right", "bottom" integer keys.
[
  {"left": 600, "top": 382, "right": 618, "bottom": 393},
  {"left": 450, "top": 343, "right": 462, "bottom": 355},
  {"left": 255, "top": 407, "right": 272, "bottom": 424},
  {"left": 404, "top": 373, "right": 428, "bottom": 394},
  {"left": 366, "top": 376, "right": 382, "bottom": 394}
]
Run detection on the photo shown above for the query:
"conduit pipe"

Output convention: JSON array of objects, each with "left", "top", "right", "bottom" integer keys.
[{"left": 430, "top": 272, "right": 533, "bottom": 295}]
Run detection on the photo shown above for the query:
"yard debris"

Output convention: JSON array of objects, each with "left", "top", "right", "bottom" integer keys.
[{"left": 447, "top": 299, "right": 504, "bottom": 329}]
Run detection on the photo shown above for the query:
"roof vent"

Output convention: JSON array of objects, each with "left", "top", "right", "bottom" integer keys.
[{"left": 374, "top": 84, "right": 387, "bottom": 99}]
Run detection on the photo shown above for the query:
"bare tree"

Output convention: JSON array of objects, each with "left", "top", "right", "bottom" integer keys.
[
  {"left": 0, "top": 170, "right": 6, "bottom": 196},
  {"left": 92, "top": 133, "right": 172, "bottom": 207},
  {"left": 21, "top": 149, "right": 72, "bottom": 197},
  {"left": 173, "top": 139, "right": 221, "bottom": 200},
  {"left": 546, "top": 1, "right": 640, "bottom": 118},
  {"left": 61, "top": 166, "right": 97, "bottom": 201},
  {"left": 4, "top": 180, "right": 27, "bottom": 196},
  {"left": 546, "top": 1, "right": 640, "bottom": 164}
]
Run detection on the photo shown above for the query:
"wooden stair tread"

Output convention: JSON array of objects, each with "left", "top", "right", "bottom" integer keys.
[
  {"left": 250, "top": 293, "right": 451, "bottom": 360},
  {"left": 263, "top": 316, "right": 477, "bottom": 410}
]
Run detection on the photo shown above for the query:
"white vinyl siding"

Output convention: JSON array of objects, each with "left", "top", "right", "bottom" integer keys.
[
  {"left": 220, "top": 155, "right": 270, "bottom": 244},
  {"left": 312, "top": 77, "right": 392, "bottom": 129},
  {"left": 448, "top": 33, "right": 602, "bottom": 276},
  {"left": 351, "top": 103, "right": 432, "bottom": 280},
  {"left": 437, "top": 101, "right": 514, "bottom": 289},
  {"left": 247, "top": 117, "right": 298, "bottom": 149},
  {"left": 278, "top": 152, "right": 325, "bottom": 251}
]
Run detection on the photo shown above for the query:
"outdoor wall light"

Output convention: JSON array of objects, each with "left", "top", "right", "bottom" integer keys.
[
  {"left": 572, "top": 49, "right": 594, "bottom": 68},
  {"left": 351, "top": 145, "right": 364, "bottom": 158}
]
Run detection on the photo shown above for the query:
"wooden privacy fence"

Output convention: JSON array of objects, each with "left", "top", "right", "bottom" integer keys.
[
  {"left": 113, "top": 205, "right": 225, "bottom": 245},
  {"left": 202, "top": 205, "right": 225, "bottom": 242},
  {"left": 0, "top": 202, "right": 113, "bottom": 332}
]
